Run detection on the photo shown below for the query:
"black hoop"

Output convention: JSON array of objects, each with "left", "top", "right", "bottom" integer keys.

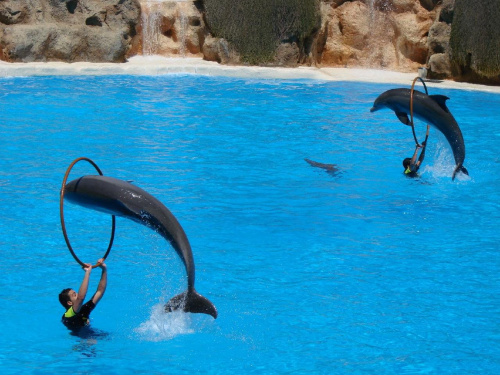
[{"left": 60, "top": 157, "right": 115, "bottom": 268}]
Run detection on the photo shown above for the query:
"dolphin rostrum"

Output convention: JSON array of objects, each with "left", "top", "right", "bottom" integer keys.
[
  {"left": 370, "top": 88, "right": 468, "bottom": 180},
  {"left": 63, "top": 175, "right": 218, "bottom": 319}
]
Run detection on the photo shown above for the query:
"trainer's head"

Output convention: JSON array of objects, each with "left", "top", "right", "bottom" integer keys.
[
  {"left": 59, "top": 288, "right": 76, "bottom": 309},
  {"left": 403, "top": 158, "right": 411, "bottom": 170}
]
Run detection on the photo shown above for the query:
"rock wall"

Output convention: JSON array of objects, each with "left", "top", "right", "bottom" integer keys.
[
  {"left": 0, "top": 0, "right": 498, "bottom": 85},
  {"left": 133, "top": 0, "right": 446, "bottom": 74},
  {"left": 128, "top": 0, "right": 205, "bottom": 58},
  {"left": 426, "top": 0, "right": 454, "bottom": 79},
  {"left": 318, "top": 0, "right": 438, "bottom": 72},
  {"left": 0, "top": 0, "right": 141, "bottom": 63},
  {"left": 449, "top": 0, "right": 500, "bottom": 84}
]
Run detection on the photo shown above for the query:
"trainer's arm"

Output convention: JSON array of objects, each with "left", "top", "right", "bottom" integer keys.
[
  {"left": 410, "top": 145, "right": 420, "bottom": 167},
  {"left": 416, "top": 125, "right": 430, "bottom": 167},
  {"left": 91, "top": 259, "right": 107, "bottom": 306},
  {"left": 74, "top": 264, "right": 92, "bottom": 313}
]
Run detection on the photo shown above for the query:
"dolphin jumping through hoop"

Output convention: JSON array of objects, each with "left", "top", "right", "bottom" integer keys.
[
  {"left": 370, "top": 88, "right": 468, "bottom": 180},
  {"left": 63, "top": 175, "right": 218, "bottom": 319}
]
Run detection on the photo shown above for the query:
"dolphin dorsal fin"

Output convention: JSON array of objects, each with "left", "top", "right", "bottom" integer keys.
[
  {"left": 395, "top": 111, "right": 411, "bottom": 125},
  {"left": 430, "top": 95, "right": 451, "bottom": 113}
]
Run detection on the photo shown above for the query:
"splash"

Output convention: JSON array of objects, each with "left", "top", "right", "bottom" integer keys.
[
  {"left": 135, "top": 303, "right": 194, "bottom": 341},
  {"left": 423, "top": 137, "right": 470, "bottom": 181}
]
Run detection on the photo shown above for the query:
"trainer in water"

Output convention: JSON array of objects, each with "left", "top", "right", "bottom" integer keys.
[
  {"left": 63, "top": 175, "right": 217, "bottom": 319},
  {"left": 59, "top": 258, "right": 107, "bottom": 331},
  {"left": 403, "top": 125, "right": 429, "bottom": 177},
  {"left": 370, "top": 88, "right": 468, "bottom": 180}
]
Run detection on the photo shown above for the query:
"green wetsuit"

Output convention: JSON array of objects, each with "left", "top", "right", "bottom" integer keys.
[
  {"left": 404, "top": 165, "right": 419, "bottom": 177},
  {"left": 61, "top": 299, "right": 96, "bottom": 330}
]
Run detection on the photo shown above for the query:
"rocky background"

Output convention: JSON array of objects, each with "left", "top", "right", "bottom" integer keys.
[
  {"left": 0, "top": 0, "right": 141, "bottom": 62},
  {"left": 0, "top": 0, "right": 498, "bottom": 84}
]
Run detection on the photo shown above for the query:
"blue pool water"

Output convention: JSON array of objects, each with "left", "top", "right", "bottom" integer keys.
[{"left": 0, "top": 73, "right": 499, "bottom": 374}]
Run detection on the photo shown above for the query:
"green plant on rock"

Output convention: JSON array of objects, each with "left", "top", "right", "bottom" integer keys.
[
  {"left": 450, "top": 0, "right": 500, "bottom": 79},
  {"left": 203, "top": 0, "right": 320, "bottom": 65}
]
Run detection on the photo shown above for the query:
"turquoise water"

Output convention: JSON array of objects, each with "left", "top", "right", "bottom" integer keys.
[{"left": 0, "top": 74, "right": 499, "bottom": 374}]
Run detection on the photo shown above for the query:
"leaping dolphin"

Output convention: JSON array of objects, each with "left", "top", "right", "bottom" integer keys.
[
  {"left": 370, "top": 88, "right": 468, "bottom": 180},
  {"left": 63, "top": 175, "right": 218, "bottom": 319}
]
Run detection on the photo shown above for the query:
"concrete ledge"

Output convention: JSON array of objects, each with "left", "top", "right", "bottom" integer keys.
[{"left": 1, "top": 56, "right": 499, "bottom": 93}]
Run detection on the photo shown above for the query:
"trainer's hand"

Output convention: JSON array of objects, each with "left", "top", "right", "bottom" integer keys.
[
  {"left": 97, "top": 258, "right": 107, "bottom": 270},
  {"left": 82, "top": 263, "right": 92, "bottom": 273}
]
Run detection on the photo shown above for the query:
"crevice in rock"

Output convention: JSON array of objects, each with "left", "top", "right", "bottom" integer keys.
[
  {"left": 66, "top": 0, "right": 78, "bottom": 14},
  {"left": 86, "top": 15, "right": 102, "bottom": 27}
]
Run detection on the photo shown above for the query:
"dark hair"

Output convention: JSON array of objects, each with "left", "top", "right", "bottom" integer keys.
[
  {"left": 403, "top": 158, "right": 411, "bottom": 169},
  {"left": 59, "top": 288, "right": 72, "bottom": 309}
]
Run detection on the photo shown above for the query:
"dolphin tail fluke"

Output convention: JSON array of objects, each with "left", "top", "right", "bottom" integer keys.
[
  {"left": 165, "top": 290, "right": 218, "bottom": 319},
  {"left": 452, "top": 165, "right": 469, "bottom": 180}
]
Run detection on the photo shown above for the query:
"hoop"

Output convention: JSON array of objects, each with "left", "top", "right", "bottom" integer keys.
[
  {"left": 60, "top": 157, "right": 115, "bottom": 268},
  {"left": 409, "top": 76, "right": 429, "bottom": 146}
]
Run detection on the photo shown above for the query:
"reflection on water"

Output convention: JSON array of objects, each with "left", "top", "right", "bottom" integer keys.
[{"left": 70, "top": 327, "right": 110, "bottom": 358}]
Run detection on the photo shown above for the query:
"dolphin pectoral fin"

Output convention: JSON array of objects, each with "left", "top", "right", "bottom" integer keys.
[
  {"left": 430, "top": 95, "right": 451, "bottom": 113},
  {"left": 395, "top": 111, "right": 411, "bottom": 125},
  {"left": 165, "top": 290, "right": 218, "bottom": 319}
]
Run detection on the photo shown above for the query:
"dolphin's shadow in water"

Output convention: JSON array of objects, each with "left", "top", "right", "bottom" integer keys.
[{"left": 305, "top": 158, "right": 342, "bottom": 177}]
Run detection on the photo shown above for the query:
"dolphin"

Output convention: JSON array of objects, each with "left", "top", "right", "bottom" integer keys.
[
  {"left": 304, "top": 158, "right": 340, "bottom": 176},
  {"left": 370, "top": 88, "right": 468, "bottom": 180},
  {"left": 63, "top": 175, "right": 218, "bottom": 319}
]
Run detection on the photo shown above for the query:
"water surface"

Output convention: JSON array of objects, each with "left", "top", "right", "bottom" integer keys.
[{"left": 0, "top": 74, "right": 498, "bottom": 374}]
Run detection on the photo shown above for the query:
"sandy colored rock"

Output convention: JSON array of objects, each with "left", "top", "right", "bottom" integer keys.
[
  {"left": 318, "top": 0, "right": 433, "bottom": 71},
  {"left": 428, "top": 53, "right": 451, "bottom": 77},
  {"left": 0, "top": 0, "right": 496, "bottom": 84},
  {"left": 137, "top": 1, "right": 205, "bottom": 58},
  {"left": 0, "top": 0, "right": 140, "bottom": 63}
]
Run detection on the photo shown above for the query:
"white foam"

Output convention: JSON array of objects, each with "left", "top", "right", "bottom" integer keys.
[
  {"left": 426, "top": 140, "right": 455, "bottom": 178},
  {"left": 135, "top": 303, "right": 194, "bottom": 341},
  {"left": 422, "top": 137, "right": 471, "bottom": 182}
]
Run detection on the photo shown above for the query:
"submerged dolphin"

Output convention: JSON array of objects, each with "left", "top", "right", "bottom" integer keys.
[
  {"left": 370, "top": 88, "right": 468, "bottom": 180},
  {"left": 63, "top": 175, "right": 218, "bottom": 319},
  {"left": 304, "top": 158, "right": 340, "bottom": 176}
]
